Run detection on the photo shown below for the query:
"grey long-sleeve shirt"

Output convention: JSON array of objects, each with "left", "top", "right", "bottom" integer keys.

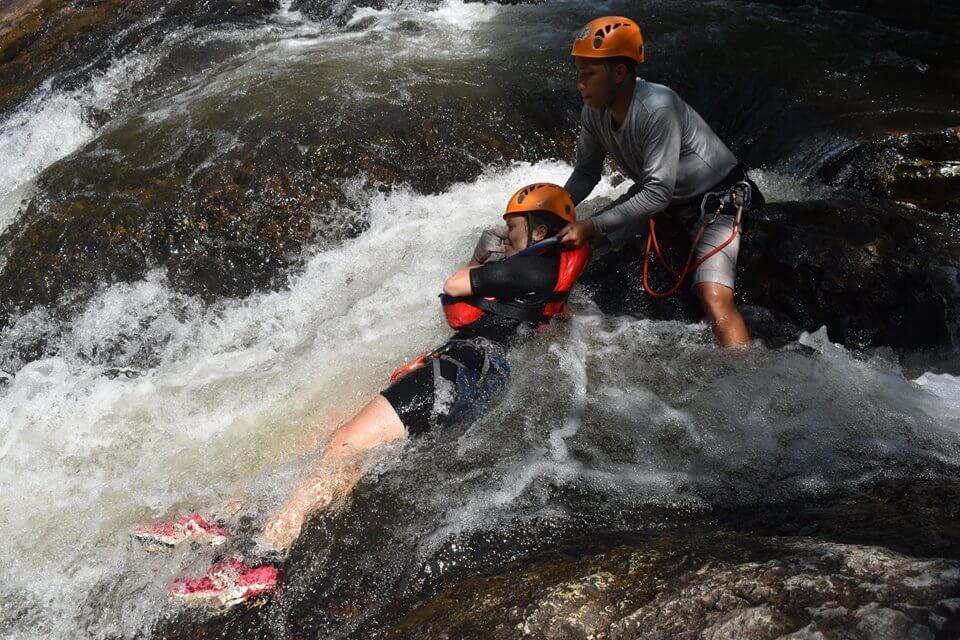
[{"left": 564, "top": 79, "right": 738, "bottom": 246}]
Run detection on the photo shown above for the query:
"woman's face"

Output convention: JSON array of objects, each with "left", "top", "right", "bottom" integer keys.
[
  {"left": 504, "top": 215, "right": 528, "bottom": 257},
  {"left": 504, "top": 215, "right": 548, "bottom": 257}
]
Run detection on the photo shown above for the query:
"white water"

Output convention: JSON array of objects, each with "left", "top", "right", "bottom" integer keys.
[
  {"left": 2, "top": 159, "right": 958, "bottom": 639},
  {"left": 2, "top": 166, "right": 959, "bottom": 640},
  {"left": 10, "top": 152, "right": 931, "bottom": 639},
  {"left": 0, "top": 160, "right": 600, "bottom": 639},
  {"left": 0, "top": 50, "right": 168, "bottom": 235},
  {"left": 408, "top": 315, "right": 960, "bottom": 564}
]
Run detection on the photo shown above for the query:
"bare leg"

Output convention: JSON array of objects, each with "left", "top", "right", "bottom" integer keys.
[
  {"left": 694, "top": 282, "right": 751, "bottom": 349},
  {"left": 260, "top": 394, "right": 405, "bottom": 551}
]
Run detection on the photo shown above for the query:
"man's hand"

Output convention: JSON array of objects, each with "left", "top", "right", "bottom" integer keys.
[
  {"left": 472, "top": 226, "right": 509, "bottom": 264},
  {"left": 559, "top": 219, "right": 596, "bottom": 248}
]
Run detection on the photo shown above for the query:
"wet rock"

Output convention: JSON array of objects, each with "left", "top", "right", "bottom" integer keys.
[
  {"left": 0, "top": 132, "right": 318, "bottom": 313},
  {"left": 818, "top": 127, "right": 960, "bottom": 217},
  {"left": 739, "top": 195, "right": 957, "bottom": 349},
  {"left": 580, "top": 193, "right": 959, "bottom": 350},
  {"left": 384, "top": 534, "right": 960, "bottom": 640}
]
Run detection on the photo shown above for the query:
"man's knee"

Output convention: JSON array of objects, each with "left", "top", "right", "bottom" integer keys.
[{"left": 694, "top": 282, "right": 736, "bottom": 320}]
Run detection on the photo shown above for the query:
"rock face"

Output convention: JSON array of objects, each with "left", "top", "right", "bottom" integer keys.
[
  {"left": 580, "top": 193, "right": 959, "bottom": 349},
  {"left": 385, "top": 534, "right": 960, "bottom": 640}
]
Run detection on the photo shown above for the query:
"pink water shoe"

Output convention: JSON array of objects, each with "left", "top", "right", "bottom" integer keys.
[
  {"left": 131, "top": 513, "right": 229, "bottom": 549},
  {"left": 168, "top": 558, "right": 278, "bottom": 607}
]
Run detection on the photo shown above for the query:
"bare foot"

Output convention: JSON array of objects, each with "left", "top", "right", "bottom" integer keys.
[{"left": 261, "top": 510, "right": 304, "bottom": 551}]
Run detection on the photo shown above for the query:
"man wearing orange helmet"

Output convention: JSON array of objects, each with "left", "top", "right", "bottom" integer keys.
[
  {"left": 558, "top": 16, "right": 765, "bottom": 348},
  {"left": 137, "top": 184, "right": 590, "bottom": 607}
]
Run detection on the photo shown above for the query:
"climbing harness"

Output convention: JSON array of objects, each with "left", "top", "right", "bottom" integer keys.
[
  {"left": 641, "top": 181, "right": 752, "bottom": 298},
  {"left": 387, "top": 337, "right": 510, "bottom": 428},
  {"left": 389, "top": 338, "right": 501, "bottom": 387}
]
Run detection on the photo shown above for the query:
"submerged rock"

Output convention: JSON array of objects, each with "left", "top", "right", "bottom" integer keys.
[{"left": 385, "top": 534, "right": 960, "bottom": 640}]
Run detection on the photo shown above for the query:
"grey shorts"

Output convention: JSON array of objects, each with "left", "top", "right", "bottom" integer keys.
[{"left": 689, "top": 210, "right": 740, "bottom": 290}]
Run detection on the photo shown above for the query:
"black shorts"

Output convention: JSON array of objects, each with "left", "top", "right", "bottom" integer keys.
[{"left": 381, "top": 337, "right": 510, "bottom": 437}]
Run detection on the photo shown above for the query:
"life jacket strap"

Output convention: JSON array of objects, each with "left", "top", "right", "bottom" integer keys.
[{"left": 461, "top": 296, "right": 548, "bottom": 323}]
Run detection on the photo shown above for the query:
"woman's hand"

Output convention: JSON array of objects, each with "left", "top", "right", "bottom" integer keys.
[{"left": 472, "top": 226, "right": 509, "bottom": 264}]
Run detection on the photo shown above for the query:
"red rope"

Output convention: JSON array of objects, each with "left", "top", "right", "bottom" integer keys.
[
  {"left": 388, "top": 353, "right": 429, "bottom": 384},
  {"left": 641, "top": 207, "right": 742, "bottom": 299}
]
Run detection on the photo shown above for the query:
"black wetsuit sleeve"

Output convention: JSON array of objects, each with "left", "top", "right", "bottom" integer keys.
[{"left": 469, "top": 256, "right": 557, "bottom": 299}]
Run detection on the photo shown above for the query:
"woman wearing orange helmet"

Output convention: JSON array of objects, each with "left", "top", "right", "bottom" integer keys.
[
  {"left": 139, "top": 184, "right": 590, "bottom": 607},
  {"left": 559, "top": 16, "right": 765, "bottom": 349}
]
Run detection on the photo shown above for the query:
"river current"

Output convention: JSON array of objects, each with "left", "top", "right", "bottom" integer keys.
[{"left": 0, "top": 1, "right": 958, "bottom": 638}]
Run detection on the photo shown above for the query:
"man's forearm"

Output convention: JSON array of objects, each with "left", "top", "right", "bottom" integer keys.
[
  {"left": 591, "top": 187, "right": 669, "bottom": 247},
  {"left": 564, "top": 167, "right": 600, "bottom": 205}
]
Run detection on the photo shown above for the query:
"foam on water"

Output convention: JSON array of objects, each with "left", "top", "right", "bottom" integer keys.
[
  {"left": 346, "top": 0, "right": 500, "bottom": 32},
  {"left": 407, "top": 313, "right": 960, "bottom": 566}
]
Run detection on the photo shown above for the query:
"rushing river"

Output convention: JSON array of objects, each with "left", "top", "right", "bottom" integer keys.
[{"left": 1, "top": 1, "right": 959, "bottom": 638}]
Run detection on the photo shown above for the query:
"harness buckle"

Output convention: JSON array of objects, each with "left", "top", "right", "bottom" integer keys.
[{"left": 700, "top": 180, "right": 752, "bottom": 222}]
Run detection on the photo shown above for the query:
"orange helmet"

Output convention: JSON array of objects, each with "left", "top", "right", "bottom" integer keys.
[
  {"left": 504, "top": 183, "right": 575, "bottom": 225},
  {"left": 571, "top": 16, "right": 644, "bottom": 64}
]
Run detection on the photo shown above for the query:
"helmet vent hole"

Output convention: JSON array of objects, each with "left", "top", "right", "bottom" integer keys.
[
  {"left": 593, "top": 36, "right": 603, "bottom": 48},
  {"left": 604, "top": 24, "right": 611, "bottom": 33}
]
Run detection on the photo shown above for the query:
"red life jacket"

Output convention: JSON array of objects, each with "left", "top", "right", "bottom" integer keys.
[{"left": 442, "top": 244, "right": 591, "bottom": 330}]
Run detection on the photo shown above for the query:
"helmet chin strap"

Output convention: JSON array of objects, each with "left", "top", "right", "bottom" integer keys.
[
  {"left": 524, "top": 213, "right": 549, "bottom": 247},
  {"left": 525, "top": 213, "right": 541, "bottom": 246}
]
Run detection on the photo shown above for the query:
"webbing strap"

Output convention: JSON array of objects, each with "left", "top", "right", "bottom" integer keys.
[{"left": 466, "top": 296, "right": 546, "bottom": 323}]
